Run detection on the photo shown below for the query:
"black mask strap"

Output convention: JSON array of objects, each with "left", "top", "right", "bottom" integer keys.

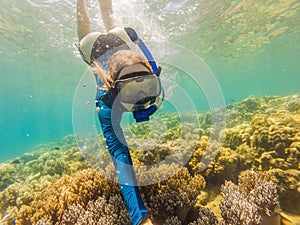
[{"left": 75, "top": 43, "right": 91, "bottom": 65}]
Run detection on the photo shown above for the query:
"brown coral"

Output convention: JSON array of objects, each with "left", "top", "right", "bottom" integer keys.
[
  {"left": 17, "top": 168, "right": 120, "bottom": 224},
  {"left": 204, "top": 147, "right": 248, "bottom": 185},
  {"left": 187, "top": 206, "right": 219, "bottom": 225},
  {"left": 138, "top": 164, "right": 206, "bottom": 224},
  {"left": 268, "top": 168, "right": 300, "bottom": 215},
  {"left": 59, "top": 194, "right": 130, "bottom": 225},
  {"left": 220, "top": 170, "right": 278, "bottom": 225}
]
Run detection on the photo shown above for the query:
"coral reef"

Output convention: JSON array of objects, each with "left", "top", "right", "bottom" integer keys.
[
  {"left": 268, "top": 168, "right": 300, "bottom": 215},
  {"left": 219, "top": 170, "right": 278, "bottom": 225},
  {"left": 162, "top": 206, "right": 218, "bottom": 225},
  {"left": 0, "top": 141, "right": 89, "bottom": 224},
  {"left": 1, "top": 163, "right": 206, "bottom": 225},
  {"left": 219, "top": 95, "right": 300, "bottom": 215},
  {"left": 1, "top": 94, "right": 300, "bottom": 224}
]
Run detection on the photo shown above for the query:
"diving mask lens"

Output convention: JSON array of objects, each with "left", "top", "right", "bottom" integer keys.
[{"left": 115, "top": 75, "right": 161, "bottom": 104}]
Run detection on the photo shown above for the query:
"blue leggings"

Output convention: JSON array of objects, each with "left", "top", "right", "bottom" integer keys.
[{"left": 97, "top": 95, "right": 148, "bottom": 225}]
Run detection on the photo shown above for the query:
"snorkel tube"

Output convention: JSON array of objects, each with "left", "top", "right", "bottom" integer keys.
[
  {"left": 124, "top": 27, "right": 161, "bottom": 75},
  {"left": 124, "top": 27, "right": 164, "bottom": 122}
]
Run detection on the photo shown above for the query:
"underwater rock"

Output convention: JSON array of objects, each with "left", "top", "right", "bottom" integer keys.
[{"left": 220, "top": 170, "right": 278, "bottom": 225}]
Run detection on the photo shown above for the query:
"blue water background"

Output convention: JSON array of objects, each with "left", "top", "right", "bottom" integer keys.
[{"left": 0, "top": 0, "right": 299, "bottom": 161}]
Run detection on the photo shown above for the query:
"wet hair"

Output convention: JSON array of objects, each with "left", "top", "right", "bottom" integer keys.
[{"left": 92, "top": 50, "right": 153, "bottom": 89}]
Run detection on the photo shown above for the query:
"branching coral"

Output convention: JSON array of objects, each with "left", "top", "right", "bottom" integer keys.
[
  {"left": 188, "top": 206, "right": 219, "bottom": 225},
  {"left": 220, "top": 170, "right": 278, "bottom": 225},
  {"left": 17, "top": 168, "right": 120, "bottom": 224},
  {"left": 2, "top": 163, "right": 206, "bottom": 225},
  {"left": 138, "top": 164, "right": 206, "bottom": 224},
  {"left": 58, "top": 194, "right": 130, "bottom": 225}
]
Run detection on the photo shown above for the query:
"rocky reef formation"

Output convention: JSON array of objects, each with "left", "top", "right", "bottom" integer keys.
[{"left": 0, "top": 94, "right": 299, "bottom": 224}]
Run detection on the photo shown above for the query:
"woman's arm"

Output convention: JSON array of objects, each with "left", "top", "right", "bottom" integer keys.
[
  {"left": 98, "top": 0, "right": 123, "bottom": 32},
  {"left": 77, "top": 0, "right": 91, "bottom": 41}
]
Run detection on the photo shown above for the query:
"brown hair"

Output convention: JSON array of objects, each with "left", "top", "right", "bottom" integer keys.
[{"left": 91, "top": 50, "right": 153, "bottom": 89}]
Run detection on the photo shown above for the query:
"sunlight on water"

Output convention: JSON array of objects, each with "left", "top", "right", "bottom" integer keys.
[
  {"left": 160, "top": 0, "right": 300, "bottom": 59},
  {"left": 0, "top": 0, "right": 299, "bottom": 60}
]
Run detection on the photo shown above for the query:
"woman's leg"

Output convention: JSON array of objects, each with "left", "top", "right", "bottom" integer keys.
[
  {"left": 97, "top": 0, "right": 124, "bottom": 32},
  {"left": 76, "top": 0, "right": 91, "bottom": 41}
]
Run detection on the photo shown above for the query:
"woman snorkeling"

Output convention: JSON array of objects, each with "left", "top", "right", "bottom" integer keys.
[{"left": 76, "top": 0, "right": 163, "bottom": 224}]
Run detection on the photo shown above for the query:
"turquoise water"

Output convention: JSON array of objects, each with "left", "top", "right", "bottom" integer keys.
[{"left": 0, "top": 0, "right": 300, "bottom": 162}]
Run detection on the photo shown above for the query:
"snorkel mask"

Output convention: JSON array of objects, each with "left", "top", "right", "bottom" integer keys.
[
  {"left": 115, "top": 73, "right": 162, "bottom": 105},
  {"left": 113, "top": 63, "right": 164, "bottom": 122}
]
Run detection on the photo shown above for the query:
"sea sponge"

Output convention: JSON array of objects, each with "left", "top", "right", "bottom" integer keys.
[{"left": 220, "top": 170, "right": 278, "bottom": 225}]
